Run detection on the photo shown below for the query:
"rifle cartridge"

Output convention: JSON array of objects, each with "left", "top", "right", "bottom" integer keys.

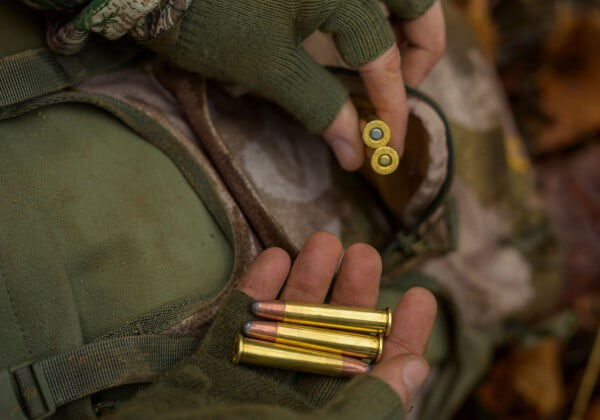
[
  {"left": 251, "top": 301, "right": 392, "bottom": 336},
  {"left": 244, "top": 321, "right": 384, "bottom": 360},
  {"left": 232, "top": 335, "right": 371, "bottom": 377}
]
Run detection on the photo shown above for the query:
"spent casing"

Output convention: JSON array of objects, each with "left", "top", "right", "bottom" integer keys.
[
  {"left": 232, "top": 335, "right": 370, "bottom": 377},
  {"left": 244, "top": 321, "right": 384, "bottom": 360},
  {"left": 252, "top": 301, "right": 392, "bottom": 336}
]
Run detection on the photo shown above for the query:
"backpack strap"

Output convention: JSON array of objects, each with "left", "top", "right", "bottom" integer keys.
[
  {"left": 2, "top": 335, "right": 201, "bottom": 419},
  {"left": 0, "top": 39, "right": 142, "bottom": 108}
]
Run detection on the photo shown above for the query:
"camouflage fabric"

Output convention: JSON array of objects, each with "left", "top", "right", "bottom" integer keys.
[
  {"left": 20, "top": 0, "right": 191, "bottom": 54},
  {"left": 153, "top": 64, "right": 452, "bottom": 255},
  {"left": 417, "top": 3, "right": 564, "bottom": 325}
]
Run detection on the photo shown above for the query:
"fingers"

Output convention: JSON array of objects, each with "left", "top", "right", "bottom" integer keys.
[
  {"left": 239, "top": 248, "right": 291, "bottom": 300},
  {"left": 329, "top": 243, "right": 382, "bottom": 307},
  {"left": 280, "top": 232, "right": 343, "bottom": 303},
  {"left": 395, "top": 1, "right": 446, "bottom": 86},
  {"left": 358, "top": 45, "right": 408, "bottom": 156},
  {"left": 322, "top": 99, "right": 364, "bottom": 171},
  {"left": 370, "top": 355, "right": 430, "bottom": 406},
  {"left": 382, "top": 287, "right": 437, "bottom": 360},
  {"left": 319, "top": 0, "right": 406, "bottom": 156}
]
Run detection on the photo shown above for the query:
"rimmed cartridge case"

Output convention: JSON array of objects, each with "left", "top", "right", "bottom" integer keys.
[
  {"left": 232, "top": 335, "right": 370, "bottom": 377},
  {"left": 244, "top": 321, "right": 383, "bottom": 361},
  {"left": 371, "top": 146, "right": 399, "bottom": 175},
  {"left": 361, "top": 120, "right": 398, "bottom": 175},
  {"left": 252, "top": 301, "right": 392, "bottom": 336},
  {"left": 362, "top": 120, "right": 391, "bottom": 149}
]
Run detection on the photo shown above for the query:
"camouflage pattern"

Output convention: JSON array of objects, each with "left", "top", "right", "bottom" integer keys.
[
  {"left": 21, "top": 0, "right": 191, "bottom": 54},
  {"left": 59, "top": 0, "right": 563, "bottom": 329},
  {"left": 302, "top": 3, "right": 562, "bottom": 327},
  {"left": 418, "top": 3, "right": 563, "bottom": 325}
]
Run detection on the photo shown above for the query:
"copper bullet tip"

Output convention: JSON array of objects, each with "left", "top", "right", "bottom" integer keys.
[
  {"left": 252, "top": 300, "right": 286, "bottom": 321},
  {"left": 243, "top": 321, "right": 278, "bottom": 341},
  {"left": 341, "top": 357, "right": 371, "bottom": 377}
]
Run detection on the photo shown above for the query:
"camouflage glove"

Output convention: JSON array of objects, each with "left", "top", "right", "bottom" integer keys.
[{"left": 165, "top": 0, "right": 397, "bottom": 134}]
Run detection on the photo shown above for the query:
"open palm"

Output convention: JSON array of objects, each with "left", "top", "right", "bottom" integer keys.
[{"left": 239, "top": 231, "right": 437, "bottom": 406}]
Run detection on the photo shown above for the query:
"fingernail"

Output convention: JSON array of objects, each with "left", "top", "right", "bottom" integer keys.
[
  {"left": 402, "top": 357, "right": 428, "bottom": 399},
  {"left": 330, "top": 137, "right": 359, "bottom": 170}
]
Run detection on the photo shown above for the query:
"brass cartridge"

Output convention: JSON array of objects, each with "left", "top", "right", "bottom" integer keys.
[
  {"left": 244, "top": 321, "right": 384, "bottom": 361},
  {"left": 361, "top": 120, "right": 398, "bottom": 175},
  {"left": 371, "top": 146, "right": 399, "bottom": 175},
  {"left": 232, "top": 335, "right": 371, "bottom": 377},
  {"left": 252, "top": 301, "right": 392, "bottom": 336},
  {"left": 362, "top": 120, "right": 391, "bottom": 149}
]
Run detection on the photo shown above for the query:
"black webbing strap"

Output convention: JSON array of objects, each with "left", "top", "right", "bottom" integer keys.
[
  {"left": 0, "top": 40, "right": 142, "bottom": 108},
  {"left": 4, "top": 335, "right": 201, "bottom": 419}
]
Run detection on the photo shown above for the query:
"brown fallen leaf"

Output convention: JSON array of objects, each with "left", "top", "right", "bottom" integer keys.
[
  {"left": 534, "top": 5, "right": 600, "bottom": 153},
  {"left": 478, "top": 338, "right": 566, "bottom": 418},
  {"left": 453, "top": 0, "right": 499, "bottom": 59},
  {"left": 584, "top": 398, "right": 600, "bottom": 420}
]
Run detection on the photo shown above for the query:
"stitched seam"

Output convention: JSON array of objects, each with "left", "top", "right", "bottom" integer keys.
[{"left": 0, "top": 267, "right": 32, "bottom": 358}]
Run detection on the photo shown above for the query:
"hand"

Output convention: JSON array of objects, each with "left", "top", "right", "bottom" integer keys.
[
  {"left": 165, "top": 0, "right": 444, "bottom": 172},
  {"left": 238, "top": 232, "right": 437, "bottom": 406},
  {"left": 325, "top": 1, "right": 446, "bottom": 170}
]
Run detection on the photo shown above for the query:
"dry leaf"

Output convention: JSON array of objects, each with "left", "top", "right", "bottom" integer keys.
[
  {"left": 478, "top": 338, "right": 566, "bottom": 418},
  {"left": 534, "top": 5, "right": 600, "bottom": 153}
]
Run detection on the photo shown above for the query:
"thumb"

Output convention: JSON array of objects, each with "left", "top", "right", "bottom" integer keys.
[{"left": 370, "top": 354, "right": 429, "bottom": 406}]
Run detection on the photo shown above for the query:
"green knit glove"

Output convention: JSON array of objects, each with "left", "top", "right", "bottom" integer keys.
[
  {"left": 384, "top": 0, "right": 438, "bottom": 20},
  {"left": 165, "top": 0, "right": 396, "bottom": 134}
]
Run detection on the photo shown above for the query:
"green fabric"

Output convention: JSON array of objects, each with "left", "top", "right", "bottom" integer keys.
[
  {"left": 0, "top": 42, "right": 141, "bottom": 107},
  {"left": 9, "top": 335, "right": 200, "bottom": 415},
  {"left": 0, "top": 102, "right": 233, "bottom": 342},
  {"left": 385, "top": 0, "right": 438, "bottom": 20},
  {"left": 113, "top": 290, "right": 404, "bottom": 419},
  {"left": 0, "top": 3, "right": 142, "bottom": 108},
  {"left": 166, "top": 0, "right": 395, "bottom": 134}
]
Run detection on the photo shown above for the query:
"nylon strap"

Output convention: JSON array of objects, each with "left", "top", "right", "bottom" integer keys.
[
  {"left": 0, "top": 40, "right": 141, "bottom": 108},
  {"left": 11, "top": 335, "right": 201, "bottom": 418}
]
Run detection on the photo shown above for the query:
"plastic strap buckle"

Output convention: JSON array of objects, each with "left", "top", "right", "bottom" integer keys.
[{"left": 5, "top": 362, "right": 56, "bottom": 419}]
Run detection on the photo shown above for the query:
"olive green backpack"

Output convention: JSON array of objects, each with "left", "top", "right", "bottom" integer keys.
[{"left": 0, "top": 6, "right": 262, "bottom": 417}]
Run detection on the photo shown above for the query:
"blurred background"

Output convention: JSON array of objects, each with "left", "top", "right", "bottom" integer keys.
[{"left": 448, "top": 1, "right": 599, "bottom": 418}]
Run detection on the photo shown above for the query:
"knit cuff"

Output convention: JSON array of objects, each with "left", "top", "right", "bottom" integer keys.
[
  {"left": 323, "top": 374, "right": 405, "bottom": 419},
  {"left": 387, "top": 0, "right": 438, "bottom": 20},
  {"left": 200, "top": 289, "right": 255, "bottom": 360}
]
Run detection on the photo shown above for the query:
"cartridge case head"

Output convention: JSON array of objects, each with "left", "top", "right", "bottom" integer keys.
[
  {"left": 362, "top": 120, "right": 391, "bottom": 149},
  {"left": 371, "top": 147, "right": 399, "bottom": 175}
]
